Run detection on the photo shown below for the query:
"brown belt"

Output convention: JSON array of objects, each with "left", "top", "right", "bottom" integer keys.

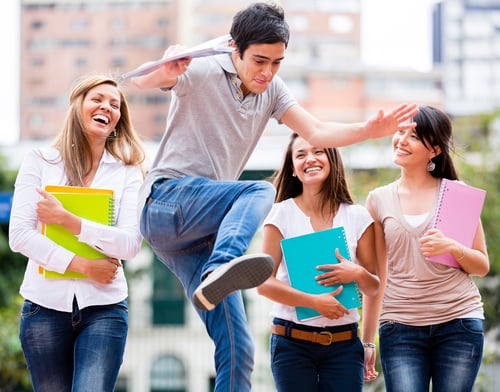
[{"left": 271, "top": 324, "right": 355, "bottom": 346}]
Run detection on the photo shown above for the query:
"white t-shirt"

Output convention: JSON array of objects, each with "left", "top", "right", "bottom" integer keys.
[{"left": 264, "top": 198, "right": 373, "bottom": 328}]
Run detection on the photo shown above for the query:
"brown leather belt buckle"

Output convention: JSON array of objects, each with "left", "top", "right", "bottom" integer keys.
[{"left": 318, "top": 331, "right": 333, "bottom": 345}]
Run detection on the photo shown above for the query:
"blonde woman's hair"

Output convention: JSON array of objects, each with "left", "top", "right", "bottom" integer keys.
[{"left": 51, "top": 74, "right": 145, "bottom": 186}]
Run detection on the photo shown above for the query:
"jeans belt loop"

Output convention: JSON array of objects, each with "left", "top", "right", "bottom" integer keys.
[{"left": 271, "top": 324, "right": 354, "bottom": 346}]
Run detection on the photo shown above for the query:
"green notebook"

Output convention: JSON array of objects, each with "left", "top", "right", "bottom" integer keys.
[
  {"left": 280, "top": 226, "right": 361, "bottom": 321},
  {"left": 40, "top": 185, "right": 114, "bottom": 279}
]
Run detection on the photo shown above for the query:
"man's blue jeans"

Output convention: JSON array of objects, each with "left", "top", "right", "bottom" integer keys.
[
  {"left": 19, "top": 298, "right": 128, "bottom": 392},
  {"left": 380, "top": 318, "right": 484, "bottom": 392},
  {"left": 140, "top": 176, "right": 275, "bottom": 392}
]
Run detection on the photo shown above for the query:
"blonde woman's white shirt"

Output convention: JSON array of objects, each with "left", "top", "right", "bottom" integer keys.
[
  {"left": 9, "top": 147, "right": 143, "bottom": 312},
  {"left": 264, "top": 198, "right": 373, "bottom": 328}
]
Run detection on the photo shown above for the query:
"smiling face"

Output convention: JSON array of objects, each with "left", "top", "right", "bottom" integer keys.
[
  {"left": 231, "top": 42, "right": 285, "bottom": 96},
  {"left": 81, "top": 83, "right": 121, "bottom": 143},
  {"left": 291, "top": 136, "right": 330, "bottom": 187},
  {"left": 392, "top": 128, "right": 439, "bottom": 170}
]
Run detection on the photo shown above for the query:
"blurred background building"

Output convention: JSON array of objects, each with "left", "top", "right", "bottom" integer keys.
[
  {"left": 2, "top": 0, "right": 500, "bottom": 391},
  {"left": 433, "top": 0, "right": 500, "bottom": 115},
  {"left": 16, "top": 0, "right": 442, "bottom": 167}
]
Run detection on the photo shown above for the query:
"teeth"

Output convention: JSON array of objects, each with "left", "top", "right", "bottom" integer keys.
[
  {"left": 305, "top": 167, "right": 321, "bottom": 173},
  {"left": 94, "top": 115, "right": 109, "bottom": 124}
]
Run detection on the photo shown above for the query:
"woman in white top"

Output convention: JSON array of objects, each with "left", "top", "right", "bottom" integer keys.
[
  {"left": 364, "top": 105, "right": 489, "bottom": 392},
  {"left": 9, "top": 75, "right": 145, "bottom": 392},
  {"left": 258, "top": 133, "right": 380, "bottom": 391}
]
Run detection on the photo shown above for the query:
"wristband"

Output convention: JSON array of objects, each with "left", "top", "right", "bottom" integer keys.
[{"left": 363, "top": 342, "right": 376, "bottom": 348}]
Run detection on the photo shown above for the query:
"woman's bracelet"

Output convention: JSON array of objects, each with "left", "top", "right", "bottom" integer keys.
[
  {"left": 363, "top": 342, "right": 376, "bottom": 348},
  {"left": 457, "top": 245, "right": 466, "bottom": 261}
]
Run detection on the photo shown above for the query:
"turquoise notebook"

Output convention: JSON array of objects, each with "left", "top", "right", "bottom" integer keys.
[
  {"left": 281, "top": 227, "right": 361, "bottom": 321},
  {"left": 40, "top": 185, "right": 114, "bottom": 279}
]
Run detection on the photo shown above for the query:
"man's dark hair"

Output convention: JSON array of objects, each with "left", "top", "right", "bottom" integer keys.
[{"left": 230, "top": 2, "right": 290, "bottom": 58}]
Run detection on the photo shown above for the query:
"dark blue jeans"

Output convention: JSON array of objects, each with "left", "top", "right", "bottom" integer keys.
[
  {"left": 140, "top": 176, "right": 275, "bottom": 392},
  {"left": 380, "top": 318, "right": 484, "bottom": 392},
  {"left": 19, "top": 298, "right": 128, "bottom": 392},
  {"left": 270, "top": 318, "right": 363, "bottom": 392}
]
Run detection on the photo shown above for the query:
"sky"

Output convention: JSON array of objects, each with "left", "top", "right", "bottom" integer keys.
[{"left": 0, "top": 0, "right": 437, "bottom": 146}]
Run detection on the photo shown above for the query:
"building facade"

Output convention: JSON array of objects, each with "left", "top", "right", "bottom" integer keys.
[{"left": 434, "top": 0, "right": 500, "bottom": 115}]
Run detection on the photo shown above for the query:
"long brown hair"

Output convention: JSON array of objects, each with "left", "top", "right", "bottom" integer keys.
[
  {"left": 272, "top": 133, "right": 353, "bottom": 215},
  {"left": 51, "top": 74, "right": 145, "bottom": 186},
  {"left": 413, "top": 105, "right": 459, "bottom": 180}
]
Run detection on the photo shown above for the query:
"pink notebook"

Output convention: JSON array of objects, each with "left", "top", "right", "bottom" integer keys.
[{"left": 427, "top": 179, "right": 486, "bottom": 268}]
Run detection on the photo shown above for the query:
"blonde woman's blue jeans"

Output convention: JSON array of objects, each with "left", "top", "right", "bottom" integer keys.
[{"left": 19, "top": 298, "right": 128, "bottom": 392}]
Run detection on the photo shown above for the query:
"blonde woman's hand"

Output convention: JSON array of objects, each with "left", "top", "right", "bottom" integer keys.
[
  {"left": 68, "top": 256, "right": 121, "bottom": 284},
  {"left": 35, "top": 187, "right": 67, "bottom": 225}
]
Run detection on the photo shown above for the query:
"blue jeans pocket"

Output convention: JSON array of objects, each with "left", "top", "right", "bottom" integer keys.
[
  {"left": 21, "top": 299, "right": 40, "bottom": 318},
  {"left": 459, "top": 318, "right": 484, "bottom": 335},
  {"left": 379, "top": 320, "right": 398, "bottom": 337},
  {"left": 145, "top": 200, "right": 182, "bottom": 246}
]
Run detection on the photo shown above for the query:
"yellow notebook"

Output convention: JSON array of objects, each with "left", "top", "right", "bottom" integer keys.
[{"left": 40, "top": 185, "right": 114, "bottom": 279}]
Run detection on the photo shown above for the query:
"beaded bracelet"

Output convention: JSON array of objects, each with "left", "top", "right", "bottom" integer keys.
[{"left": 363, "top": 342, "right": 376, "bottom": 348}]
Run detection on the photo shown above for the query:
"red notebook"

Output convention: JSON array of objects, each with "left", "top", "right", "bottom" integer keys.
[{"left": 427, "top": 179, "right": 486, "bottom": 268}]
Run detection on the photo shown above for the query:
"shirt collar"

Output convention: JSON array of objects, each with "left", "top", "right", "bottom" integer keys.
[
  {"left": 101, "top": 148, "right": 119, "bottom": 164},
  {"left": 215, "top": 53, "right": 237, "bottom": 75}
]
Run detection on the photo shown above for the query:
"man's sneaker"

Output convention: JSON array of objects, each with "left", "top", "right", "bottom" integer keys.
[{"left": 193, "top": 253, "right": 274, "bottom": 311}]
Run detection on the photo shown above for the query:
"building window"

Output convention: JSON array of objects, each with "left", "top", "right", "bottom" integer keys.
[
  {"left": 157, "top": 17, "right": 170, "bottom": 27},
  {"left": 111, "top": 16, "right": 127, "bottom": 30},
  {"left": 152, "top": 255, "right": 185, "bottom": 325},
  {"left": 150, "top": 355, "right": 187, "bottom": 392},
  {"left": 72, "top": 17, "right": 89, "bottom": 30},
  {"left": 31, "top": 19, "right": 44, "bottom": 30},
  {"left": 75, "top": 57, "right": 88, "bottom": 67},
  {"left": 111, "top": 56, "right": 125, "bottom": 67},
  {"left": 31, "top": 57, "right": 45, "bottom": 67},
  {"left": 328, "top": 14, "right": 354, "bottom": 34}
]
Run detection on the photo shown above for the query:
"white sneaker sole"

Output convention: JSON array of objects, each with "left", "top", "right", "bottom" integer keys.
[{"left": 193, "top": 253, "right": 274, "bottom": 311}]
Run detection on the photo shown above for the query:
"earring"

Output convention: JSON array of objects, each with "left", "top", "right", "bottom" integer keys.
[
  {"left": 113, "top": 129, "right": 117, "bottom": 137},
  {"left": 427, "top": 159, "right": 436, "bottom": 172}
]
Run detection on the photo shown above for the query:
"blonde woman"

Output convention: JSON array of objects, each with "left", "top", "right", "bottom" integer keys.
[{"left": 9, "top": 75, "right": 145, "bottom": 391}]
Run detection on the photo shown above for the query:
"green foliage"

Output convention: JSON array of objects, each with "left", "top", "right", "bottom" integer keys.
[
  {"left": 0, "top": 297, "right": 31, "bottom": 391},
  {"left": 0, "top": 226, "right": 31, "bottom": 390},
  {"left": 0, "top": 153, "right": 31, "bottom": 391},
  {"left": 0, "top": 225, "right": 28, "bottom": 308},
  {"left": 456, "top": 153, "right": 500, "bottom": 332},
  {"left": 459, "top": 162, "right": 500, "bottom": 274},
  {"left": 346, "top": 167, "right": 399, "bottom": 204}
]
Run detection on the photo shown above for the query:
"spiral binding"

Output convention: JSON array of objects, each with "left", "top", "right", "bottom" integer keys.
[
  {"left": 337, "top": 228, "right": 362, "bottom": 306},
  {"left": 432, "top": 179, "right": 449, "bottom": 228},
  {"left": 107, "top": 196, "right": 115, "bottom": 225}
]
